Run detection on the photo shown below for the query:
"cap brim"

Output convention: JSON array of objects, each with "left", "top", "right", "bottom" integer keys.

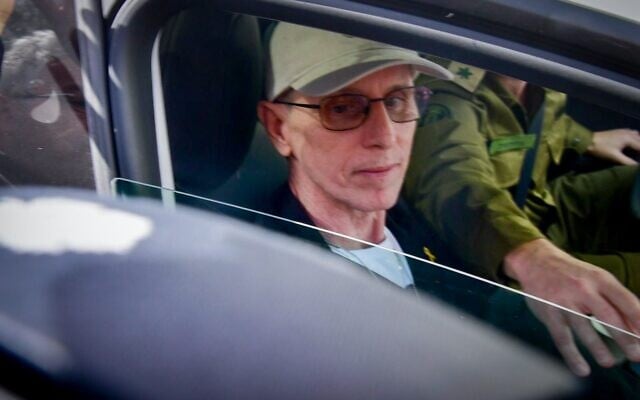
[{"left": 294, "top": 58, "right": 453, "bottom": 97}]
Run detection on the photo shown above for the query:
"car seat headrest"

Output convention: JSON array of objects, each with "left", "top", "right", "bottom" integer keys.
[{"left": 160, "top": 7, "right": 262, "bottom": 194}]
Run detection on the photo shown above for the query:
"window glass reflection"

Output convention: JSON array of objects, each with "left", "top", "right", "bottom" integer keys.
[
  {"left": 114, "top": 178, "right": 640, "bottom": 399},
  {"left": 0, "top": 0, "right": 93, "bottom": 187}
]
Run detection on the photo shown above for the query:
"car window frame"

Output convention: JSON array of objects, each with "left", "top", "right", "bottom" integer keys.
[{"left": 107, "top": 0, "right": 640, "bottom": 187}]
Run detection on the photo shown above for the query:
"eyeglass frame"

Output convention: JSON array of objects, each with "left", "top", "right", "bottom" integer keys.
[{"left": 272, "top": 85, "right": 432, "bottom": 132}]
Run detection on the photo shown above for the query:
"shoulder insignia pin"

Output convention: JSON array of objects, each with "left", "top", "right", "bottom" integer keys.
[
  {"left": 456, "top": 67, "right": 473, "bottom": 79},
  {"left": 447, "top": 61, "right": 485, "bottom": 93}
]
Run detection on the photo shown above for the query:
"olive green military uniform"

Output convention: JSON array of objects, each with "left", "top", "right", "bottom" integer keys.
[{"left": 404, "top": 62, "right": 640, "bottom": 293}]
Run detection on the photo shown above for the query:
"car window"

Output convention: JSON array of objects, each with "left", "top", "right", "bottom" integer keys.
[
  {"left": 0, "top": 0, "right": 94, "bottom": 188},
  {"left": 119, "top": 6, "right": 640, "bottom": 394},
  {"left": 114, "top": 177, "right": 640, "bottom": 395}
]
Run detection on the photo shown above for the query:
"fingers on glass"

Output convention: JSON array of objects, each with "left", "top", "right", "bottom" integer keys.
[
  {"left": 569, "top": 315, "right": 616, "bottom": 368},
  {"left": 542, "top": 307, "right": 592, "bottom": 377},
  {"left": 587, "top": 293, "right": 640, "bottom": 361},
  {"left": 599, "top": 276, "right": 640, "bottom": 334},
  {"left": 603, "top": 322, "right": 640, "bottom": 363}
]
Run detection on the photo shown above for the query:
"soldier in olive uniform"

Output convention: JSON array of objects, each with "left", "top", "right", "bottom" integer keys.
[{"left": 404, "top": 61, "right": 640, "bottom": 375}]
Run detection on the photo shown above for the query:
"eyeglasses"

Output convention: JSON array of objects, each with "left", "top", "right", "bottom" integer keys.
[{"left": 273, "top": 86, "right": 432, "bottom": 131}]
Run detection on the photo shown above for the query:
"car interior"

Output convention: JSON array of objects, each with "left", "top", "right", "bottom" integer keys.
[
  {"left": 119, "top": 1, "right": 640, "bottom": 214},
  {"left": 120, "top": 0, "right": 640, "bottom": 339},
  {"left": 159, "top": 8, "right": 281, "bottom": 209},
  {"left": 113, "top": 5, "right": 289, "bottom": 221},
  {"left": 110, "top": 0, "right": 640, "bottom": 379},
  {"left": 2, "top": 0, "right": 640, "bottom": 398}
]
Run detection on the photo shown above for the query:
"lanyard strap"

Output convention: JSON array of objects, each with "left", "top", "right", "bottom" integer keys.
[
  {"left": 631, "top": 167, "right": 640, "bottom": 218},
  {"left": 514, "top": 101, "right": 545, "bottom": 208}
]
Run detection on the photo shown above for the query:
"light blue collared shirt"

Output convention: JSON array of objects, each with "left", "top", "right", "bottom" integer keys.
[{"left": 329, "top": 227, "right": 414, "bottom": 288}]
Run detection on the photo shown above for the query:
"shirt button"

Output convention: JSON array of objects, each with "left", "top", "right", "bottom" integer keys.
[{"left": 571, "top": 137, "right": 581, "bottom": 146}]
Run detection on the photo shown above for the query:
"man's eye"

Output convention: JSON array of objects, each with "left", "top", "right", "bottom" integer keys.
[
  {"left": 329, "top": 101, "right": 360, "bottom": 115},
  {"left": 331, "top": 104, "right": 350, "bottom": 114},
  {"left": 385, "top": 97, "right": 405, "bottom": 109}
]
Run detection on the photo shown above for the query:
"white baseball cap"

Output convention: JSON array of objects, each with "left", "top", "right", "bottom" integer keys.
[{"left": 265, "top": 22, "right": 453, "bottom": 101}]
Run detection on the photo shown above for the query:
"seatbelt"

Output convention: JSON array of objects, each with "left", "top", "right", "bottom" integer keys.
[
  {"left": 631, "top": 165, "right": 640, "bottom": 219},
  {"left": 513, "top": 101, "right": 545, "bottom": 208}
]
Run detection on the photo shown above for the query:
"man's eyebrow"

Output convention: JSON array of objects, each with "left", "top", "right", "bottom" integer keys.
[
  {"left": 385, "top": 83, "right": 415, "bottom": 93},
  {"left": 329, "top": 87, "right": 363, "bottom": 96},
  {"left": 332, "top": 82, "right": 415, "bottom": 97}
]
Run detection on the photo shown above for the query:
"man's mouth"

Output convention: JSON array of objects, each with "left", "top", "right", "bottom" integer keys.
[{"left": 354, "top": 163, "right": 399, "bottom": 177}]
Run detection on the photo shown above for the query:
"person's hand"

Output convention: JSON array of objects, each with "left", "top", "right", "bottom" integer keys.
[
  {"left": 0, "top": 0, "right": 15, "bottom": 35},
  {"left": 525, "top": 297, "right": 637, "bottom": 376},
  {"left": 587, "top": 128, "right": 640, "bottom": 165},
  {"left": 504, "top": 238, "right": 640, "bottom": 376}
]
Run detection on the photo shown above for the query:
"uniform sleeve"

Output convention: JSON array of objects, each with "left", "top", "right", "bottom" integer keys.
[
  {"left": 560, "top": 115, "right": 593, "bottom": 154},
  {"left": 544, "top": 90, "right": 593, "bottom": 157},
  {"left": 403, "top": 93, "right": 545, "bottom": 281}
]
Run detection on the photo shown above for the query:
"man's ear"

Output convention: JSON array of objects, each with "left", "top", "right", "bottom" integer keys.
[{"left": 257, "top": 101, "right": 292, "bottom": 157}]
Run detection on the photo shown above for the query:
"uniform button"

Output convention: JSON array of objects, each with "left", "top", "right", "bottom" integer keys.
[{"left": 571, "top": 137, "right": 581, "bottom": 145}]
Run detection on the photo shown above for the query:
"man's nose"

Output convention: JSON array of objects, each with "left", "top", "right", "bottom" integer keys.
[{"left": 362, "top": 101, "right": 395, "bottom": 148}]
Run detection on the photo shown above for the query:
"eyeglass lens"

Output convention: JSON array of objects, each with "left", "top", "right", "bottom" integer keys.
[{"left": 319, "top": 86, "right": 431, "bottom": 131}]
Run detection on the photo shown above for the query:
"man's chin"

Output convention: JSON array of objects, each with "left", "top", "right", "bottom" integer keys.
[{"left": 352, "top": 190, "right": 400, "bottom": 212}]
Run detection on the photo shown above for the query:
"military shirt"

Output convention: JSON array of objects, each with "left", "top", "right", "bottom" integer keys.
[{"left": 404, "top": 64, "right": 593, "bottom": 281}]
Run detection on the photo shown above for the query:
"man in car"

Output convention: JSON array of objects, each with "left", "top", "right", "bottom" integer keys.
[
  {"left": 256, "top": 22, "right": 640, "bottom": 378},
  {"left": 257, "top": 21, "right": 468, "bottom": 292},
  {"left": 403, "top": 62, "right": 640, "bottom": 375}
]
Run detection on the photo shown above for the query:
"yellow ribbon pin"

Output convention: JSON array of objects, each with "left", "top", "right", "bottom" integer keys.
[{"left": 423, "top": 246, "right": 436, "bottom": 262}]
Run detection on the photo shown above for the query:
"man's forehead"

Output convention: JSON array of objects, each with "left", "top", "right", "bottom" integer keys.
[{"left": 306, "top": 65, "right": 415, "bottom": 98}]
